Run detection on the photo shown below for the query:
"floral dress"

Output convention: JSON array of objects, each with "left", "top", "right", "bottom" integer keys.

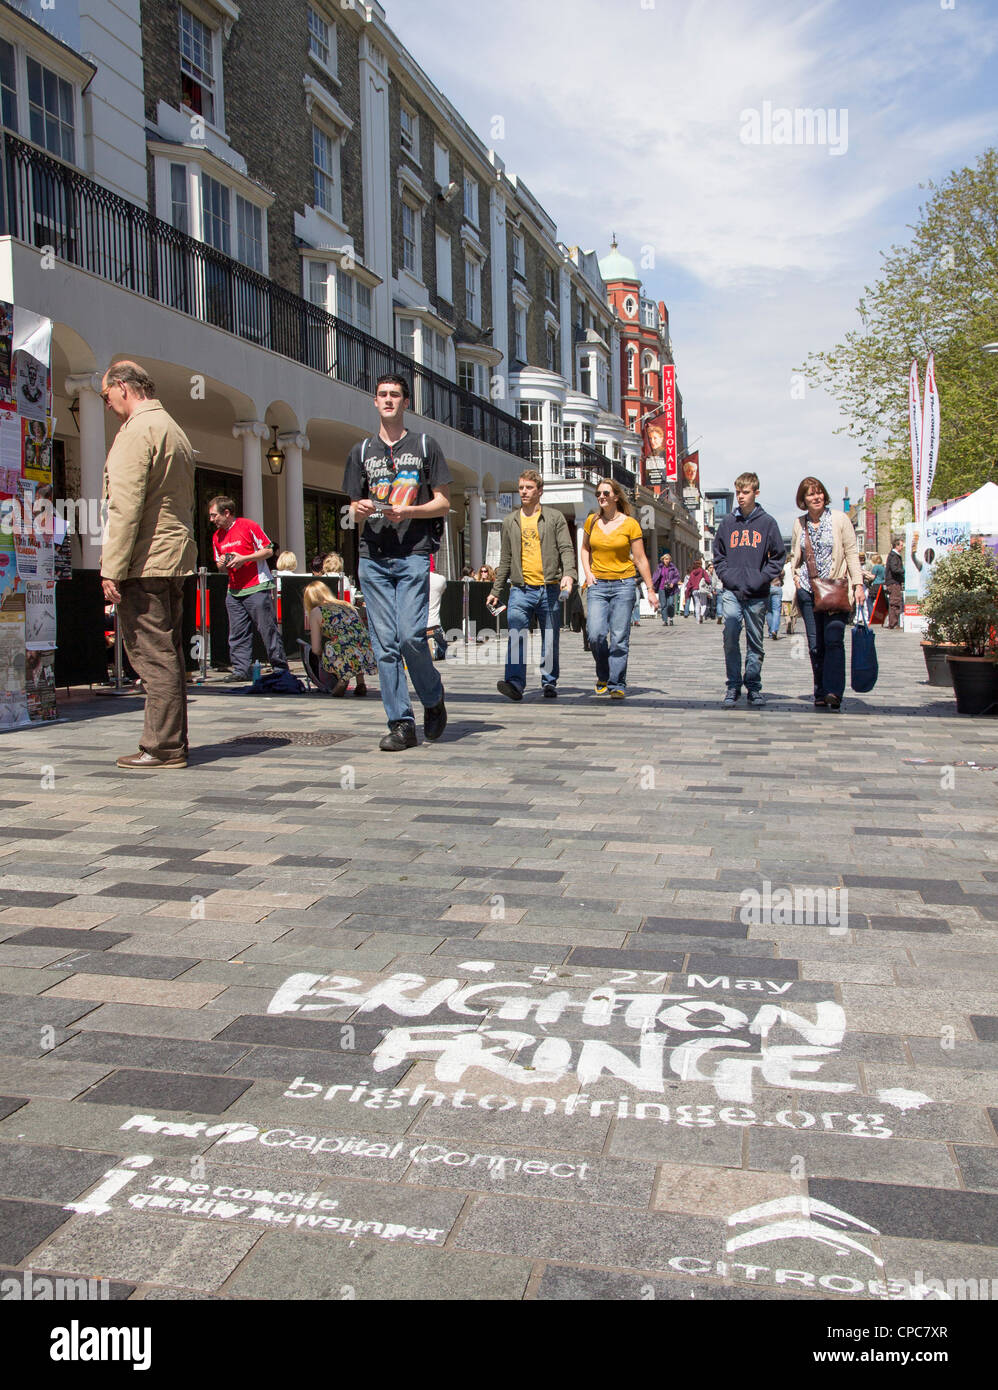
[{"left": 318, "top": 604, "right": 376, "bottom": 680}]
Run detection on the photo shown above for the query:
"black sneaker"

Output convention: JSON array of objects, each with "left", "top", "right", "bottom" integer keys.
[
  {"left": 221, "top": 672, "right": 250, "bottom": 684},
  {"left": 542, "top": 686, "right": 557, "bottom": 698},
  {"left": 423, "top": 697, "right": 447, "bottom": 741},
  {"left": 496, "top": 680, "right": 523, "bottom": 701},
  {"left": 722, "top": 688, "right": 740, "bottom": 707},
  {"left": 379, "top": 721, "right": 417, "bottom": 752},
  {"left": 747, "top": 690, "right": 767, "bottom": 707}
]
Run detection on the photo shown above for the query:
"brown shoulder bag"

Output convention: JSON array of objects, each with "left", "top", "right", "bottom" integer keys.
[{"left": 802, "top": 517, "right": 850, "bottom": 613}]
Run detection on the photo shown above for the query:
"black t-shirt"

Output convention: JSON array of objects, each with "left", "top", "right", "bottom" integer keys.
[{"left": 344, "top": 430, "right": 451, "bottom": 559}]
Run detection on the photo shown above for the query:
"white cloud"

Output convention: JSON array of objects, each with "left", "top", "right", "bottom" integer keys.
[{"left": 385, "top": 0, "right": 997, "bottom": 519}]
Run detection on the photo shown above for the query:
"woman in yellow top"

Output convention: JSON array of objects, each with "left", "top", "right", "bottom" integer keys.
[{"left": 581, "top": 478, "right": 658, "bottom": 698}]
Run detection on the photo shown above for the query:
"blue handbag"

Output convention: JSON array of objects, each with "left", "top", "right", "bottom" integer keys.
[{"left": 850, "top": 602, "right": 878, "bottom": 693}]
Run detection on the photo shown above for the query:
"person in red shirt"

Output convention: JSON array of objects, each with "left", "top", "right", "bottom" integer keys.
[{"left": 208, "top": 496, "right": 288, "bottom": 682}]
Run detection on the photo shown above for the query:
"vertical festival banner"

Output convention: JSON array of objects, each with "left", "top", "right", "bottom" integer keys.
[
  {"left": 908, "top": 359, "right": 921, "bottom": 522},
  {"left": 918, "top": 352, "right": 940, "bottom": 527},
  {"left": 661, "top": 364, "right": 678, "bottom": 482}
]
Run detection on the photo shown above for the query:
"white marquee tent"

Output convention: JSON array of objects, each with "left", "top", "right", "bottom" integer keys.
[{"left": 926, "top": 481, "right": 998, "bottom": 531}]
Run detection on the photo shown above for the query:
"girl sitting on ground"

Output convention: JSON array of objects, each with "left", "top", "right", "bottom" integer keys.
[{"left": 302, "top": 581, "right": 376, "bottom": 697}]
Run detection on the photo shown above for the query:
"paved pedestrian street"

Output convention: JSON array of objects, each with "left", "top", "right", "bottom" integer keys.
[{"left": 1, "top": 620, "right": 997, "bottom": 1315}]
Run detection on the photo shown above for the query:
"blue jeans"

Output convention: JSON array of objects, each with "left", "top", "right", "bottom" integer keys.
[
  {"left": 587, "top": 578, "right": 636, "bottom": 691},
  {"left": 720, "top": 590, "right": 767, "bottom": 694},
  {"left": 358, "top": 554, "right": 443, "bottom": 725},
  {"left": 658, "top": 591, "right": 676, "bottom": 625},
  {"left": 768, "top": 590, "right": 782, "bottom": 637},
  {"left": 505, "top": 584, "right": 561, "bottom": 691},
  {"left": 796, "top": 589, "right": 848, "bottom": 701}
]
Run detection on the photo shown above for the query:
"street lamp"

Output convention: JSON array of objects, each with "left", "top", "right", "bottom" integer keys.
[{"left": 266, "top": 427, "right": 285, "bottom": 476}]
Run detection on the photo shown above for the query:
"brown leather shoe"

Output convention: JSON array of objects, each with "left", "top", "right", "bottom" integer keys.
[{"left": 116, "top": 751, "right": 188, "bottom": 770}]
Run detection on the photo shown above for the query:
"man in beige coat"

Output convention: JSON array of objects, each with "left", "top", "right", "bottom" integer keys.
[{"left": 100, "top": 361, "right": 197, "bottom": 768}]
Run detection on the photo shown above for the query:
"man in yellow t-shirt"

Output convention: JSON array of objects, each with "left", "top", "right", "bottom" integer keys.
[{"left": 488, "top": 470, "right": 577, "bottom": 700}]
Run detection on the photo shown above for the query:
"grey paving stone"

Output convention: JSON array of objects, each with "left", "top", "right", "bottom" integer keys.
[
  {"left": 746, "top": 1129, "right": 960, "bottom": 1187},
  {"left": 225, "top": 1231, "right": 530, "bottom": 1300},
  {"left": 641, "top": 918, "right": 747, "bottom": 938},
  {"left": 223, "top": 1046, "right": 409, "bottom": 1087},
  {"left": 92, "top": 881, "right": 210, "bottom": 902},
  {"left": 972, "top": 1016, "right": 998, "bottom": 1041},
  {"left": 865, "top": 916, "right": 953, "bottom": 934},
  {"left": 0, "top": 1141, "right": 119, "bottom": 1201},
  {"left": 0, "top": 1097, "right": 27, "bottom": 1122},
  {"left": 955, "top": 1144, "right": 998, "bottom": 1192},
  {"left": 48, "top": 951, "right": 199, "bottom": 980},
  {"left": 685, "top": 954, "right": 799, "bottom": 979},
  {"left": 2, "top": 928, "right": 132, "bottom": 951},
  {"left": 0, "top": 994, "right": 100, "bottom": 1027},
  {"left": 567, "top": 947, "right": 686, "bottom": 971},
  {"left": 809, "top": 1177, "right": 998, "bottom": 1246},
  {"left": 607, "top": 1119, "right": 743, "bottom": 1167},
  {"left": 31, "top": 1210, "right": 263, "bottom": 1292},
  {"left": 454, "top": 1194, "right": 724, "bottom": 1272},
  {"left": 0, "top": 1198, "right": 73, "bottom": 1263},
  {"left": 77, "top": 1068, "right": 253, "bottom": 1113},
  {"left": 431, "top": 938, "right": 568, "bottom": 964},
  {"left": 0, "top": 1057, "right": 114, "bottom": 1100},
  {"left": 51, "top": 1031, "right": 251, "bottom": 1074},
  {"left": 213, "top": 1015, "right": 387, "bottom": 1055}
]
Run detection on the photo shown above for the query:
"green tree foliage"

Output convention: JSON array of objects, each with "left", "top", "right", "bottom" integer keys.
[{"left": 803, "top": 150, "right": 998, "bottom": 501}]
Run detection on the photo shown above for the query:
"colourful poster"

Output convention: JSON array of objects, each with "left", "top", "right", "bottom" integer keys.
[
  {"left": 23, "top": 418, "right": 52, "bottom": 483},
  {"left": 0, "top": 301, "right": 12, "bottom": 410},
  {"left": 25, "top": 647, "right": 57, "bottom": 723},
  {"left": 13, "top": 351, "right": 48, "bottom": 422},
  {"left": 0, "top": 596, "right": 30, "bottom": 729},
  {"left": 25, "top": 580, "right": 56, "bottom": 648}
]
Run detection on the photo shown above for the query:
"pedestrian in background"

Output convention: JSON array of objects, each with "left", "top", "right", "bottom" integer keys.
[
  {"left": 275, "top": 551, "right": 298, "bottom": 573},
  {"left": 99, "top": 360, "right": 196, "bottom": 769},
  {"left": 209, "top": 496, "right": 289, "bottom": 683},
  {"left": 713, "top": 471, "right": 786, "bottom": 707},
  {"left": 781, "top": 558, "right": 797, "bottom": 635},
  {"left": 686, "top": 556, "right": 710, "bottom": 623},
  {"left": 885, "top": 535, "right": 905, "bottom": 629},
  {"left": 789, "top": 476, "right": 865, "bottom": 711},
  {"left": 302, "top": 581, "right": 374, "bottom": 696},
  {"left": 651, "top": 550, "right": 680, "bottom": 626},
  {"left": 489, "top": 469, "right": 575, "bottom": 700},
  {"left": 767, "top": 574, "right": 783, "bottom": 639},
  {"left": 581, "top": 478, "right": 658, "bottom": 699},
  {"left": 345, "top": 373, "right": 449, "bottom": 751}
]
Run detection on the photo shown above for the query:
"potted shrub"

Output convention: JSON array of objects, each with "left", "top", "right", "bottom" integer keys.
[{"left": 921, "top": 546, "right": 998, "bottom": 716}]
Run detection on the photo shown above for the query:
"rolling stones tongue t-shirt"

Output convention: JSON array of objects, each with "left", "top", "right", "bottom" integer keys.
[{"left": 344, "top": 430, "right": 451, "bottom": 559}]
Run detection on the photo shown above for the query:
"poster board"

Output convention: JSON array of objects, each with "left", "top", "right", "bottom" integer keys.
[{"left": 0, "top": 302, "right": 56, "bottom": 725}]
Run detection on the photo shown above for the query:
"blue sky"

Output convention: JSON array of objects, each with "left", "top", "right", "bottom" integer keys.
[{"left": 386, "top": 0, "right": 998, "bottom": 530}]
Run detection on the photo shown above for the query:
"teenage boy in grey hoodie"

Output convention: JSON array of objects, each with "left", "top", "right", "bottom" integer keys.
[{"left": 712, "top": 472, "right": 786, "bottom": 707}]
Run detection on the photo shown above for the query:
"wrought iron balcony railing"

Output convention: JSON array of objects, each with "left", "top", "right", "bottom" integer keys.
[{"left": 0, "top": 133, "right": 530, "bottom": 460}]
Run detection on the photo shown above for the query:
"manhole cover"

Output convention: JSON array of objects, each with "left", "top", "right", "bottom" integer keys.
[{"left": 226, "top": 730, "right": 350, "bottom": 747}]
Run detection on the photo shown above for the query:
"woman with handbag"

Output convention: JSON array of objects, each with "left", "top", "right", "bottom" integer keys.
[
  {"left": 790, "top": 477, "right": 865, "bottom": 710},
  {"left": 581, "top": 478, "right": 658, "bottom": 698}
]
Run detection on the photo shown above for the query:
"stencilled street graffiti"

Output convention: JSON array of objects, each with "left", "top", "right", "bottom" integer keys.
[
  {"left": 726, "top": 1195, "right": 883, "bottom": 1266},
  {"left": 66, "top": 1149, "right": 449, "bottom": 1245},
  {"left": 280, "top": 1080, "right": 896, "bottom": 1135},
  {"left": 267, "top": 965, "right": 855, "bottom": 1105}
]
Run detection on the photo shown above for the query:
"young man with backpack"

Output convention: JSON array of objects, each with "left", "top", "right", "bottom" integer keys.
[
  {"left": 712, "top": 472, "right": 786, "bottom": 707},
  {"left": 344, "top": 375, "right": 450, "bottom": 751}
]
